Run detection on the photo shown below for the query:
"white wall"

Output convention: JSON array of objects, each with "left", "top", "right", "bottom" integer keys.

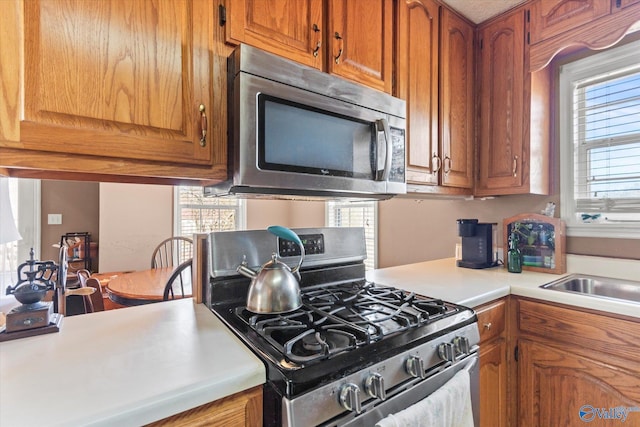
[
  {"left": 98, "top": 183, "right": 173, "bottom": 273},
  {"left": 246, "top": 199, "right": 325, "bottom": 230}
]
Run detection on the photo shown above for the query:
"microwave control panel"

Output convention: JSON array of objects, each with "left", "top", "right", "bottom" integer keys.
[{"left": 278, "top": 233, "right": 324, "bottom": 257}]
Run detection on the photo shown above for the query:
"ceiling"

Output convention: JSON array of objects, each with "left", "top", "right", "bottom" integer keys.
[{"left": 440, "top": 0, "right": 528, "bottom": 24}]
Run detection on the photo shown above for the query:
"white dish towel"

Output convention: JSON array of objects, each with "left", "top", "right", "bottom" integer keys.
[{"left": 375, "top": 368, "right": 474, "bottom": 427}]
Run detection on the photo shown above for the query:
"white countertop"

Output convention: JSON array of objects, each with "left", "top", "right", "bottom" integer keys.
[
  {"left": 0, "top": 298, "right": 266, "bottom": 427},
  {"left": 2, "top": 254, "right": 638, "bottom": 427},
  {"left": 367, "top": 255, "right": 640, "bottom": 319}
]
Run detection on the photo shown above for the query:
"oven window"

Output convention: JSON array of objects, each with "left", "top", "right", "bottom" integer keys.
[{"left": 258, "top": 94, "right": 375, "bottom": 179}]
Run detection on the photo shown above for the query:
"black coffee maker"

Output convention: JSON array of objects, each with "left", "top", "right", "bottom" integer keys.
[{"left": 456, "top": 219, "right": 498, "bottom": 269}]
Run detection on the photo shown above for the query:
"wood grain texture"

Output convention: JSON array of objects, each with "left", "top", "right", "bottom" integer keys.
[
  {"left": 1, "top": 0, "right": 216, "bottom": 169},
  {"left": 440, "top": 8, "right": 474, "bottom": 189},
  {"left": 518, "top": 299, "right": 640, "bottom": 363},
  {"left": 529, "top": 0, "right": 611, "bottom": 44},
  {"left": 397, "top": 0, "right": 440, "bottom": 185},
  {"left": 477, "top": 9, "right": 526, "bottom": 194},
  {"left": 226, "top": 0, "right": 324, "bottom": 70},
  {"left": 519, "top": 339, "right": 640, "bottom": 427},
  {"left": 0, "top": 0, "right": 21, "bottom": 143},
  {"left": 529, "top": 1, "right": 640, "bottom": 71},
  {"left": 476, "top": 298, "right": 509, "bottom": 427},
  {"left": 327, "top": 0, "right": 393, "bottom": 93},
  {"left": 516, "top": 298, "right": 640, "bottom": 427},
  {"left": 145, "top": 386, "right": 263, "bottom": 427}
]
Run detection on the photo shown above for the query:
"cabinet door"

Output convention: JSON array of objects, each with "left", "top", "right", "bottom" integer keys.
[
  {"left": 529, "top": 0, "right": 611, "bottom": 44},
  {"left": 477, "top": 11, "right": 525, "bottom": 192},
  {"left": 327, "top": 0, "right": 394, "bottom": 93},
  {"left": 226, "top": 0, "right": 324, "bottom": 70},
  {"left": 16, "top": 0, "right": 213, "bottom": 166},
  {"left": 397, "top": 0, "right": 439, "bottom": 185},
  {"left": 479, "top": 338, "right": 508, "bottom": 427},
  {"left": 440, "top": 9, "right": 474, "bottom": 189},
  {"left": 519, "top": 339, "right": 640, "bottom": 426}
]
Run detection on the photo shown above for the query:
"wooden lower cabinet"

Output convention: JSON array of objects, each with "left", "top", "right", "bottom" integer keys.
[
  {"left": 146, "top": 386, "right": 263, "bottom": 427},
  {"left": 515, "top": 298, "right": 640, "bottom": 427},
  {"left": 476, "top": 298, "right": 509, "bottom": 427},
  {"left": 479, "top": 337, "right": 508, "bottom": 427}
]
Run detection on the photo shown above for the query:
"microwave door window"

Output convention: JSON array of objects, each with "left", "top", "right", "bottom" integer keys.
[{"left": 259, "top": 95, "right": 374, "bottom": 179}]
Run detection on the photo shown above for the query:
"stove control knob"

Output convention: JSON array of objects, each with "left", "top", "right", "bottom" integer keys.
[
  {"left": 453, "top": 336, "right": 470, "bottom": 356},
  {"left": 365, "top": 372, "right": 386, "bottom": 401},
  {"left": 438, "top": 342, "right": 455, "bottom": 363},
  {"left": 339, "top": 383, "right": 362, "bottom": 414},
  {"left": 405, "top": 355, "right": 426, "bottom": 379}
]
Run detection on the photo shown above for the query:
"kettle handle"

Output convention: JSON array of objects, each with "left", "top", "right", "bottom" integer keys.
[{"left": 267, "top": 226, "right": 305, "bottom": 275}]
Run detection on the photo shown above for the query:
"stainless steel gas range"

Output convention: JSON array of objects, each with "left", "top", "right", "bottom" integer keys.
[{"left": 206, "top": 227, "right": 479, "bottom": 427}]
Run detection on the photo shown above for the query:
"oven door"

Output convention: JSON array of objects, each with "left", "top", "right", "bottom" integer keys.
[{"left": 329, "top": 354, "right": 479, "bottom": 427}]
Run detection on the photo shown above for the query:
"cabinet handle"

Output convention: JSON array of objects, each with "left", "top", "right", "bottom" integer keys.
[
  {"left": 334, "top": 32, "right": 343, "bottom": 64},
  {"left": 312, "top": 24, "right": 321, "bottom": 57},
  {"left": 432, "top": 153, "right": 441, "bottom": 174},
  {"left": 512, "top": 155, "right": 518, "bottom": 177},
  {"left": 199, "top": 104, "right": 207, "bottom": 147},
  {"left": 484, "top": 322, "right": 492, "bottom": 330},
  {"left": 444, "top": 156, "right": 452, "bottom": 175}
]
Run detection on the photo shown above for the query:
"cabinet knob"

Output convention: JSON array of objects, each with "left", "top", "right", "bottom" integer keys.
[
  {"left": 484, "top": 322, "right": 492, "bottom": 330},
  {"left": 199, "top": 104, "right": 207, "bottom": 147}
]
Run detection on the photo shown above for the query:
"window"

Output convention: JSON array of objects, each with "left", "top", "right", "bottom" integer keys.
[
  {"left": 326, "top": 200, "right": 377, "bottom": 270},
  {"left": 0, "top": 178, "right": 40, "bottom": 295},
  {"left": 174, "top": 187, "right": 245, "bottom": 237},
  {"left": 559, "top": 39, "right": 640, "bottom": 238}
]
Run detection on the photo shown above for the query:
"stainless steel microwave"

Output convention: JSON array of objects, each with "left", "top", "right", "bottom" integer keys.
[{"left": 204, "top": 44, "right": 406, "bottom": 200}]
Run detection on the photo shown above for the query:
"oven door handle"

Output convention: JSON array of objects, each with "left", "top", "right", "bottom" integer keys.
[{"left": 463, "top": 356, "right": 477, "bottom": 373}]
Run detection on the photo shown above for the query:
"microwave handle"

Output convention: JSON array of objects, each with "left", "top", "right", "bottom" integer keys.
[{"left": 374, "top": 118, "right": 392, "bottom": 181}]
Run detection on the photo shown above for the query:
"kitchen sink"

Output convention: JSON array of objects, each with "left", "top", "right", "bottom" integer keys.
[{"left": 540, "top": 274, "right": 640, "bottom": 304}]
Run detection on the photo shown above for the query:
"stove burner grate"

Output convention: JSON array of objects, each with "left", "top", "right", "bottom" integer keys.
[{"left": 235, "top": 281, "right": 457, "bottom": 365}]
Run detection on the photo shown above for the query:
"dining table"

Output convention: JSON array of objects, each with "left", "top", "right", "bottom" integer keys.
[{"left": 105, "top": 267, "right": 192, "bottom": 306}]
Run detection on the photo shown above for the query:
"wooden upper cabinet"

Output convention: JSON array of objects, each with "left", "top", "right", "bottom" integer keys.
[
  {"left": 440, "top": 8, "right": 474, "bottom": 189},
  {"left": 477, "top": 11, "right": 526, "bottom": 193},
  {"left": 226, "top": 0, "right": 324, "bottom": 69},
  {"left": 327, "top": 0, "right": 394, "bottom": 93},
  {"left": 13, "top": 0, "right": 214, "bottom": 166},
  {"left": 224, "top": 0, "right": 393, "bottom": 93},
  {"left": 529, "top": 0, "right": 611, "bottom": 44},
  {"left": 397, "top": 0, "right": 440, "bottom": 185},
  {"left": 615, "top": 0, "right": 640, "bottom": 11}
]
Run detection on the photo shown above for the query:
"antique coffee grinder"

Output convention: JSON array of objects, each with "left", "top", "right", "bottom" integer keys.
[
  {"left": 456, "top": 219, "right": 498, "bottom": 269},
  {"left": 4, "top": 248, "right": 63, "bottom": 335}
]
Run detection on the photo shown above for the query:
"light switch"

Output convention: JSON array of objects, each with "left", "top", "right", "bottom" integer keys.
[{"left": 48, "top": 214, "right": 62, "bottom": 225}]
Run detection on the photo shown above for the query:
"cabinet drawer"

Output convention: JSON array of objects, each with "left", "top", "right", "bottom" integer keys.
[
  {"left": 518, "top": 299, "right": 640, "bottom": 363},
  {"left": 475, "top": 299, "right": 506, "bottom": 343}
]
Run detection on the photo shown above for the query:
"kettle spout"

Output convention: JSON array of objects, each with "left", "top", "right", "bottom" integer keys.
[{"left": 237, "top": 261, "right": 257, "bottom": 279}]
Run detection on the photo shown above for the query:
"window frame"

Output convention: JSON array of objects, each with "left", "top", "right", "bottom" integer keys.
[
  {"left": 173, "top": 187, "right": 246, "bottom": 237},
  {"left": 559, "top": 39, "right": 640, "bottom": 239}
]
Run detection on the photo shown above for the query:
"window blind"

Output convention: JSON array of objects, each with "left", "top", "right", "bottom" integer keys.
[
  {"left": 327, "top": 201, "right": 377, "bottom": 270},
  {"left": 176, "top": 187, "right": 242, "bottom": 236},
  {"left": 572, "top": 65, "right": 640, "bottom": 218}
]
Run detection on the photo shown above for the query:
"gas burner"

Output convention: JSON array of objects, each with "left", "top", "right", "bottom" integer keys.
[{"left": 234, "top": 281, "right": 459, "bottom": 365}]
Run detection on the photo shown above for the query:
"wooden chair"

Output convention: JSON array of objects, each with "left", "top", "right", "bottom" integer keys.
[
  {"left": 77, "top": 271, "right": 105, "bottom": 312},
  {"left": 163, "top": 259, "right": 193, "bottom": 301},
  {"left": 151, "top": 237, "right": 193, "bottom": 269}
]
